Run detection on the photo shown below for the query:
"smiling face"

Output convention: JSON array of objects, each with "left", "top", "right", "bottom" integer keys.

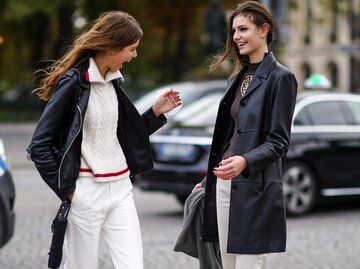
[
  {"left": 94, "top": 39, "right": 140, "bottom": 78},
  {"left": 232, "top": 14, "right": 269, "bottom": 63},
  {"left": 109, "top": 39, "right": 140, "bottom": 71}
]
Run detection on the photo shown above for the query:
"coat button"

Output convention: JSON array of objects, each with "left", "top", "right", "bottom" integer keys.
[
  {"left": 240, "top": 101, "right": 246, "bottom": 106},
  {"left": 237, "top": 128, "right": 242, "bottom": 133},
  {"left": 232, "top": 184, "right": 237, "bottom": 190},
  {"left": 216, "top": 127, "right": 221, "bottom": 132}
]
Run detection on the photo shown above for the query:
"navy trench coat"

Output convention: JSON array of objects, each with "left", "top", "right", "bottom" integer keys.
[{"left": 202, "top": 52, "right": 298, "bottom": 254}]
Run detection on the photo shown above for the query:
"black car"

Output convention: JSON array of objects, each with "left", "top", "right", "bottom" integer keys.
[
  {"left": 137, "top": 91, "right": 360, "bottom": 215},
  {"left": 0, "top": 138, "right": 15, "bottom": 248}
]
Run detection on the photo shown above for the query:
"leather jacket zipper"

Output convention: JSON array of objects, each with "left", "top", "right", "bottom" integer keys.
[{"left": 58, "top": 105, "right": 83, "bottom": 189}]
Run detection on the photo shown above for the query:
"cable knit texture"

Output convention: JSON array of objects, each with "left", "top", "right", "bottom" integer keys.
[{"left": 79, "top": 57, "right": 130, "bottom": 181}]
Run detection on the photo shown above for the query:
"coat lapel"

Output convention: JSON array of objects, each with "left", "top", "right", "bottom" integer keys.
[
  {"left": 241, "top": 52, "right": 276, "bottom": 100},
  {"left": 242, "top": 75, "right": 261, "bottom": 99}
]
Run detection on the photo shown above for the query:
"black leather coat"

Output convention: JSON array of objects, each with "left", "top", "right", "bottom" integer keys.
[
  {"left": 28, "top": 60, "right": 166, "bottom": 201},
  {"left": 203, "top": 52, "right": 298, "bottom": 254}
]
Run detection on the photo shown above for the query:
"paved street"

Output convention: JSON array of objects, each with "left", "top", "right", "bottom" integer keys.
[{"left": 1, "top": 123, "right": 360, "bottom": 269}]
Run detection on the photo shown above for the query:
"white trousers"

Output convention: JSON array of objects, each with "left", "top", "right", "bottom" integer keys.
[
  {"left": 216, "top": 178, "right": 267, "bottom": 269},
  {"left": 64, "top": 176, "right": 143, "bottom": 269}
]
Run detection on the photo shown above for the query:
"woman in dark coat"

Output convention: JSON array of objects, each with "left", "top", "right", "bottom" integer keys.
[{"left": 193, "top": 1, "right": 298, "bottom": 268}]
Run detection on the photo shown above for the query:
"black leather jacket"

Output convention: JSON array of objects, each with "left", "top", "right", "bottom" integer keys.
[{"left": 28, "top": 59, "right": 166, "bottom": 201}]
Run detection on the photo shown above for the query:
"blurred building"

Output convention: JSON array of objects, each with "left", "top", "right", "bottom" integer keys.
[{"left": 275, "top": 0, "right": 360, "bottom": 92}]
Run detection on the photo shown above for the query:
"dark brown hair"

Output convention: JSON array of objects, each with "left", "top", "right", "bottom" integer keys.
[
  {"left": 210, "top": 1, "right": 274, "bottom": 75},
  {"left": 34, "top": 11, "right": 143, "bottom": 100}
]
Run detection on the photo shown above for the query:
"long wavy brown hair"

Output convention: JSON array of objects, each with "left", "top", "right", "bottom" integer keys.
[
  {"left": 34, "top": 11, "right": 143, "bottom": 101},
  {"left": 209, "top": 1, "right": 274, "bottom": 76}
]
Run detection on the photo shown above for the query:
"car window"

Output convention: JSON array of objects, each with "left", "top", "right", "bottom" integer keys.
[
  {"left": 306, "top": 101, "right": 348, "bottom": 125},
  {"left": 345, "top": 101, "right": 360, "bottom": 125},
  {"left": 293, "top": 108, "right": 312, "bottom": 126}
]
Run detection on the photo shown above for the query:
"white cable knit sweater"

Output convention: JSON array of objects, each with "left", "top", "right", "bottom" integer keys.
[{"left": 79, "top": 57, "right": 130, "bottom": 181}]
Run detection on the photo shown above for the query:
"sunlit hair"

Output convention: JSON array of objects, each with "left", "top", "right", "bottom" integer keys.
[
  {"left": 209, "top": 1, "right": 274, "bottom": 76},
  {"left": 34, "top": 10, "right": 143, "bottom": 101}
]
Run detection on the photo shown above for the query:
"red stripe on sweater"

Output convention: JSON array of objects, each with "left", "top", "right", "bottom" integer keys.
[{"left": 79, "top": 167, "right": 129, "bottom": 178}]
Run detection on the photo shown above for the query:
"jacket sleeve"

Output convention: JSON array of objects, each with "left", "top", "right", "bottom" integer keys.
[
  {"left": 27, "top": 75, "right": 77, "bottom": 199},
  {"left": 242, "top": 73, "right": 298, "bottom": 177},
  {"left": 141, "top": 107, "right": 167, "bottom": 135}
]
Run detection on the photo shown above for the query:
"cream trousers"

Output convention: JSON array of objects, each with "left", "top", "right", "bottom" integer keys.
[
  {"left": 64, "top": 176, "right": 143, "bottom": 269},
  {"left": 216, "top": 178, "right": 267, "bottom": 269}
]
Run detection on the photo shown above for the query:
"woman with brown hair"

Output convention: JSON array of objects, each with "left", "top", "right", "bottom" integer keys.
[
  {"left": 28, "top": 11, "right": 181, "bottom": 269},
  {"left": 193, "top": 1, "right": 297, "bottom": 268}
]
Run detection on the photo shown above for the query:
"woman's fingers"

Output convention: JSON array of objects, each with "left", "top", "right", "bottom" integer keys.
[
  {"left": 214, "top": 168, "right": 233, "bottom": 179},
  {"left": 161, "top": 88, "right": 179, "bottom": 98},
  {"left": 215, "top": 171, "right": 234, "bottom": 180},
  {"left": 165, "top": 96, "right": 174, "bottom": 110},
  {"left": 165, "top": 90, "right": 182, "bottom": 108},
  {"left": 214, "top": 160, "right": 237, "bottom": 179}
]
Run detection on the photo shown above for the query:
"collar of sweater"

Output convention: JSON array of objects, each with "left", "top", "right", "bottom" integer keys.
[{"left": 88, "top": 57, "right": 124, "bottom": 83}]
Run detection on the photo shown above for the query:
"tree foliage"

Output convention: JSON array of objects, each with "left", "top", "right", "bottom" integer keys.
[{"left": 0, "top": 0, "right": 252, "bottom": 95}]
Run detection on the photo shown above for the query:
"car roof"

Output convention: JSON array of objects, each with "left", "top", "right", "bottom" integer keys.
[{"left": 297, "top": 90, "right": 360, "bottom": 102}]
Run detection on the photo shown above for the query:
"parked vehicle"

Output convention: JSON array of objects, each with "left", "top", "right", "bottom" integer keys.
[
  {"left": 137, "top": 91, "right": 360, "bottom": 215},
  {"left": 0, "top": 138, "right": 15, "bottom": 248}
]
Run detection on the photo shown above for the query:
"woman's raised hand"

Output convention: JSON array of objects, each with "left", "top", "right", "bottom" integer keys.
[{"left": 152, "top": 89, "right": 182, "bottom": 117}]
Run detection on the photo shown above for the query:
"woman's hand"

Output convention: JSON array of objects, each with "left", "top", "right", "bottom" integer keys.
[
  {"left": 152, "top": 89, "right": 182, "bottom": 117},
  {"left": 192, "top": 183, "right": 203, "bottom": 192},
  {"left": 213, "top": 156, "right": 248, "bottom": 180}
]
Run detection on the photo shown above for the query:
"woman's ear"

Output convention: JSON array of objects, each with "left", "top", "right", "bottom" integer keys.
[{"left": 261, "top": 23, "right": 270, "bottom": 38}]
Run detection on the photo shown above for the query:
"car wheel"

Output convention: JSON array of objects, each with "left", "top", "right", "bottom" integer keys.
[
  {"left": 282, "top": 162, "right": 318, "bottom": 216},
  {"left": 176, "top": 195, "right": 188, "bottom": 205}
]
